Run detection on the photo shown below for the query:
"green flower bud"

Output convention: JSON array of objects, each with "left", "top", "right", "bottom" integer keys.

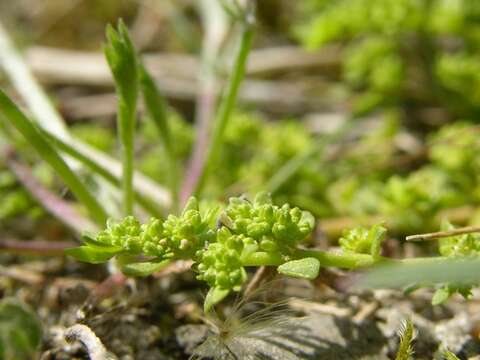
[
  {"left": 438, "top": 221, "right": 480, "bottom": 257},
  {"left": 339, "top": 224, "right": 386, "bottom": 257},
  {"left": 97, "top": 216, "right": 143, "bottom": 254},
  {"left": 225, "top": 193, "right": 315, "bottom": 253},
  {"left": 195, "top": 228, "right": 250, "bottom": 292}
]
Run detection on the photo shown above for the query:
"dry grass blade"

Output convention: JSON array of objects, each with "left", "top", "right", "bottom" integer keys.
[{"left": 406, "top": 226, "right": 480, "bottom": 241}]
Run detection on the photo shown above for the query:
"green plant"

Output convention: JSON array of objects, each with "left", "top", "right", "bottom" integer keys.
[
  {"left": 395, "top": 319, "right": 415, "bottom": 360},
  {"left": 104, "top": 20, "right": 139, "bottom": 216},
  {"left": 0, "top": 298, "right": 42, "bottom": 360},
  {"left": 2, "top": 1, "right": 480, "bottom": 322},
  {"left": 296, "top": 0, "right": 480, "bottom": 118},
  {"left": 67, "top": 191, "right": 414, "bottom": 310}
]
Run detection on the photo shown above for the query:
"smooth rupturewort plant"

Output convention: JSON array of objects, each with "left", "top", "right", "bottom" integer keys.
[
  {"left": 66, "top": 191, "right": 391, "bottom": 311},
  {"left": 68, "top": 192, "right": 480, "bottom": 310},
  {"left": 67, "top": 193, "right": 321, "bottom": 311}
]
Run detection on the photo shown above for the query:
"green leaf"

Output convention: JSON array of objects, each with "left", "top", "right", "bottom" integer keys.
[
  {"left": 139, "top": 64, "right": 178, "bottom": 205},
  {"left": 369, "top": 224, "right": 387, "bottom": 257},
  {"left": 357, "top": 258, "right": 480, "bottom": 305},
  {"left": 65, "top": 245, "right": 121, "bottom": 264},
  {"left": 0, "top": 298, "right": 42, "bottom": 360},
  {"left": 120, "top": 259, "right": 171, "bottom": 277},
  {"left": 105, "top": 20, "right": 139, "bottom": 216},
  {"left": 443, "top": 350, "right": 460, "bottom": 360},
  {"left": 204, "top": 287, "right": 230, "bottom": 312},
  {"left": 277, "top": 257, "right": 320, "bottom": 279},
  {"left": 0, "top": 89, "right": 108, "bottom": 225},
  {"left": 183, "top": 196, "right": 199, "bottom": 214},
  {"left": 432, "top": 287, "right": 451, "bottom": 305},
  {"left": 39, "top": 128, "right": 163, "bottom": 218}
]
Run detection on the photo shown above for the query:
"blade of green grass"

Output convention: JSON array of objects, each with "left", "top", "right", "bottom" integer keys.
[
  {"left": 105, "top": 20, "right": 139, "bottom": 216},
  {"left": 443, "top": 350, "right": 460, "bottom": 360},
  {"left": 0, "top": 22, "right": 70, "bottom": 140},
  {"left": 0, "top": 20, "right": 170, "bottom": 210},
  {"left": 357, "top": 257, "right": 480, "bottom": 290},
  {"left": 139, "top": 64, "right": 179, "bottom": 210},
  {"left": 0, "top": 89, "right": 108, "bottom": 225},
  {"left": 40, "top": 128, "right": 164, "bottom": 218}
]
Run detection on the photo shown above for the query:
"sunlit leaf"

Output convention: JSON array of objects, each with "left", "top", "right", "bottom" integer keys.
[{"left": 278, "top": 257, "right": 320, "bottom": 279}]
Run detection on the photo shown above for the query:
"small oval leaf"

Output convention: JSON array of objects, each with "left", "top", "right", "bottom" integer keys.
[
  {"left": 121, "top": 259, "right": 171, "bottom": 277},
  {"left": 277, "top": 257, "right": 320, "bottom": 280},
  {"left": 204, "top": 287, "right": 230, "bottom": 313}
]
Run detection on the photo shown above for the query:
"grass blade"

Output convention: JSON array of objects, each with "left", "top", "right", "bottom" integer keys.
[
  {"left": 357, "top": 257, "right": 480, "bottom": 290},
  {"left": 40, "top": 128, "right": 164, "bottom": 218},
  {"left": 0, "top": 20, "right": 170, "bottom": 209},
  {"left": 0, "top": 89, "right": 108, "bottom": 225},
  {"left": 443, "top": 350, "right": 460, "bottom": 360},
  {"left": 105, "top": 20, "right": 139, "bottom": 216},
  {"left": 140, "top": 64, "right": 179, "bottom": 209},
  {"left": 0, "top": 22, "right": 70, "bottom": 140}
]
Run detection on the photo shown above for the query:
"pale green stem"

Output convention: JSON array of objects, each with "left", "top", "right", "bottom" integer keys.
[
  {"left": 118, "top": 101, "right": 136, "bottom": 216},
  {"left": 242, "top": 247, "right": 451, "bottom": 270}
]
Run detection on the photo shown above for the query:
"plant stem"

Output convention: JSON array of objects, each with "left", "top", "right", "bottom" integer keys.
[
  {"left": 243, "top": 249, "right": 377, "bottom": 269},
  {"left": 41, "top": 128, "right": 164, "bottom": 218},
  {"left": 191, "top": 16, "right": 255, "bottom": 198},
  {"left": 118, "top": 100, "right": 136, "bottom": 216},
  {"left": 0, "top": 239, "right": 76, "bottom": 256},
  {"left": 242, "top": 251, "right": 283, "bottom": 266},
  {"left": 295, "top": 249, "right": 377, "bottom": 269},
  {"left": 140, "top": 64, "right": 179, "bottom": 212},
  {"left": 180, "top": 0, "right": 228, "bottom": 207},
  {"left": 243, "top": 248, "right": 450, "bottom": 272}
]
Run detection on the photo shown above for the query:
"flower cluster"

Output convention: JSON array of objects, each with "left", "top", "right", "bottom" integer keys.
[
  {"left": 69, "top": 193, "right": 316, "bottom": 309},
  {"left": 196, "top": 228, "right": 255, "bottom": 292},
  {"left": 142, "top": 198, "right": 215, "bottom": 260},
  {"left": 73, "top": 197, "right": 215, "bottom": 264},
  {"left": 96, "top": 216, "right": 144, "bottom": 254},
  {"left": 225, "top": 192, "right": 314, "bottom": 253},
  {"left": 339, "top": 223, "right": 386, "bottom": 257}
]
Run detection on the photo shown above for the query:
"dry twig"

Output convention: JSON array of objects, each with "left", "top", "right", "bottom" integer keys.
[{"left": 406, "top": 226, "right": 480, "bottom": 242}]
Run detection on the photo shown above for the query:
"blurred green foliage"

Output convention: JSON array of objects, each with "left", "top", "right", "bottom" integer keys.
[
  {"left": 0, "top": 298, "right": 42, "bottom": 360},
  {"left": 297, "top": 0, "right": 480, "bottom": 117}
]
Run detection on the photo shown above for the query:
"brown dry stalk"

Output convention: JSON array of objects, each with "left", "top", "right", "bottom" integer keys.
[
  {"left": 0, "top": 238, "right": 76, "bottom": 256},
  {"left": 406, "top": 225, "right": 480, "bottom": 242}
]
